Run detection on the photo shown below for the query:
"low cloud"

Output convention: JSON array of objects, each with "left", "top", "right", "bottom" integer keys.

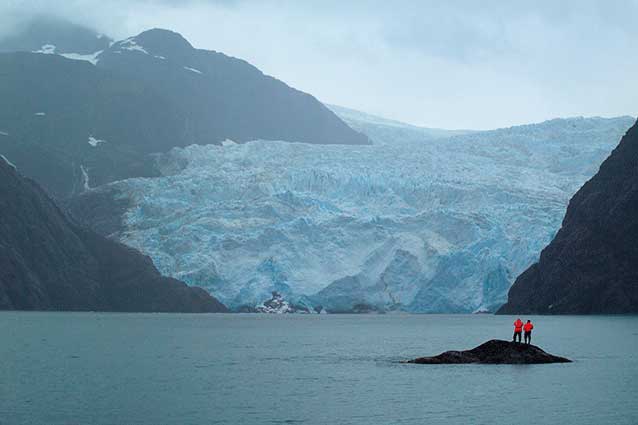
[{"left": 2, "top": 0, "right": 637, "bottom": 129}]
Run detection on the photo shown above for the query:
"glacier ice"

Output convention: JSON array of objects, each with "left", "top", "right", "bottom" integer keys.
[{"left": 106, "top": 115, "right": 634, "bottom": 312}]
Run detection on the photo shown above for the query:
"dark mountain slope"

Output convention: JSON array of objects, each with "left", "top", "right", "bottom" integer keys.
[
  {"left": 0, "top": 52, "right": 182, "bottom": 197},
  {"left": 498, "top": 119, "right": 638, "bottom": 314},
  {"left": 0, "top": 158, "right": 227, "bottom": 312},
  {"left": 97, "top": 29, "right": 369, "bottom": 146},
  {"left": 0, "top": 24, "right": 367, "bottom": 198}
]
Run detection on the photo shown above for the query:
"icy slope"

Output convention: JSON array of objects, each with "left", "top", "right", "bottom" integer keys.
[
  {"left": 108, "top": 116, "right": 633, "bottom": 312},
  {"left": 327, "top": 104, "right": 474, "bottom": 144}
]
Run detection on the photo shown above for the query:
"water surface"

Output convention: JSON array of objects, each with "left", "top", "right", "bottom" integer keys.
[{"left": 1, "top": 313, "right": 637, "bottom": 425}]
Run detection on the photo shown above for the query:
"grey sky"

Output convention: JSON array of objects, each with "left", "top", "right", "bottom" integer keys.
[{"left": 3, "top": 0, "right": 637, "bottom": 129}]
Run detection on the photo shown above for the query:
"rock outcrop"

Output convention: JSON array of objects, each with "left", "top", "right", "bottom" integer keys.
[
  {"left": 498, "top": 119, "right": 638, "bottom": 314},
  {"left": 0, "top": 159, "right": 227, "bottom": 312},
  {"left": 406, "top": 340, "right": 571, "bottom": 364},
  {"left": 254, "top": 291, "right": 311, "bottom": 314}
]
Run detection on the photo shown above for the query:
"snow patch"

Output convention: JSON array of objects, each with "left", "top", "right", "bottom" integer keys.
[
  {"left": 221, "top": 139, "right": 237, "bottom": 146},
  {"left": 114, "top": 37, "right": 149, "bottom": 55},
  {"left": 34, "top": 44, "right": 56, "bottom": 54},
  {"left": 0, "top": 154, "right": 16, "bottom": 169},
  {"left": 32, "top": 42, "right": 102, "bottom": 65},
  {"left": 184, "top": 66, "right": 203, "bottom": 75},
  {"left": 154, "top": 55, "right": 166, "bottom": 60},
  {"left": 60, "top": 50, "right": 103, "bottom": 65},
  {"left": 88, "top": 136, "right": 107, "bottom": 147},
  {"left": 80, "top": 165, "right": 91, "bottom": 191},
  {"left": 34, "top": 112, "right": 46, "bottom": 116}
]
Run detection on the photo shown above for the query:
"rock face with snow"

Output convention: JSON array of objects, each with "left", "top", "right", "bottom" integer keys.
[
  {"left": 96, "top": 29, "right": 368, "bottom": 147},
  {"left": 0, "top": 158, "right": 227, "bottom": 312},
  {"left": 498, "top": 119, "right": 638, "bottom": 314},
  {"left": 0, "top": 22, "right": 367, "bottom": 197},
  {"left": 72, "top": 116, "right": 634, "bottom": 312},
  {"left": 0, "top": 52, "right": 178, "bottom": 197},
  {"left": 252, "top": 291, "right": 311, "bottom": 314}
]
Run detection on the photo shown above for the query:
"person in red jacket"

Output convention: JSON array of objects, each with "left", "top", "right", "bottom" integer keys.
[
  {"left": 513, "top": 318, "right": 523, "bottom": 343},
  {"left": 523, "top": 320, "right": 534, "bottom": 344}
]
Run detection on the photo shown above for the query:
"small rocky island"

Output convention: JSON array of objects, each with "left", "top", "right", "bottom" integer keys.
[{"left": 406, "top": 340, "right": 571, "bottom": 364}]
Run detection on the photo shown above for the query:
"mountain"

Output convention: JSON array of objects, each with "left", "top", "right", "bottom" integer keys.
[
  {"left": 0, "top": 23, "right": 368, "bottom": 198},
  {"left": 68, "top": 116, "right": 635, "bottom": 312},
  {"left": 0, "top": 16, "right": 112, "bottom": 56},
  {"left": 0, "top": 158, "right": 227, "bottom": 312},
  {"left": 498, "top": 119, "right": 638, "bottom": 314},
  {"left": 97, "top": 29, "right": 368, "bottom": 147}
]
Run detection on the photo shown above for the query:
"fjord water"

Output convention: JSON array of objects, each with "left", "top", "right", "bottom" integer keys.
[{"left": 1, "top": 313, "right": 637, "bottom": 425}]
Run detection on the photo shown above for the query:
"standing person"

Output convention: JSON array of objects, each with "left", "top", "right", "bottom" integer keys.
[
  {"left": 513, "top": 318, "right": 523, "bottom": 343},
  {"left": 524, "top": 320, "right": 534, "bottom": 344}
]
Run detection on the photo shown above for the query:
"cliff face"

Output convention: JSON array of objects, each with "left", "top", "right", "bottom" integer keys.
[
  {"left": 0, "top": 159, "right": 227, "bottom": 312},
  {"left": 498, "top": 119, "right": 638, "bottom": 314}
]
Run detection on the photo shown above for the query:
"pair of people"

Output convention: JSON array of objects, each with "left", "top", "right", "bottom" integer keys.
[{"left": 512, "top": 318, "right": 534, "bottom": 344}]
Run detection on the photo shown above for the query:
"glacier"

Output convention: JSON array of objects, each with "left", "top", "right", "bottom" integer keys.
[{"left": 104, "top": 114, "right": 633, "bottom": 312}]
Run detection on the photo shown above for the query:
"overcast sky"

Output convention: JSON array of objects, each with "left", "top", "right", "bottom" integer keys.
[{"left": 3, "top": 0, "right": 637, "bottom": 129}]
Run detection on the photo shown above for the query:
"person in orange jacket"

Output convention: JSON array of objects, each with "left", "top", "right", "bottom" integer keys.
[
  {"left": 523, "top": 320, "right": 534, "bottom": 344},
  {"left": 513, "top": 318, "right": 523, "bottom": 343}
]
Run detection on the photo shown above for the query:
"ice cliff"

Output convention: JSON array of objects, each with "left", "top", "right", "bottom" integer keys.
[{"left": 106, "top": 115, "right": 633, "bottom": 312}]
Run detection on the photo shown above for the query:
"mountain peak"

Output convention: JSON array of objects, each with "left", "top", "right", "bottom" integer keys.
[{"left": 130, "top": 28, "right": 193, "bottom": 56}]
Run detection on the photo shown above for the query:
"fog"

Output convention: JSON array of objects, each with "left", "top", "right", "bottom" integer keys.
[{"left": 2, "top": 0, "right": 637, "bottom": 129}]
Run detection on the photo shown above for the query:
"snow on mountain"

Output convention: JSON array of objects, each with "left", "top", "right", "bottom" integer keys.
[
  {"left": 59, "top": 51, "right": 103, "bottom": 65},
  {"left": 112, "top": 37, "right": 150, "bottom": 55},
  {"left": 32, "top": 43, "right": 103, "bottom": 65},
  {"left": 183, "top": 66, "right": 203, "bottom": 74},
  {"left": 1, "top": 154, "right": 16, "bottom": 169},
  {"left": 34, "top": 44, "right": 56, "bottom": 54},
  {"left": 327, "top": 104, "right": 474, "bottom": 145},
  {"left": 105, "top": 115, "right": 634, "bottom": 312},
  {"left": 88, "top": 136, "right": 107, "bottom": 147}
]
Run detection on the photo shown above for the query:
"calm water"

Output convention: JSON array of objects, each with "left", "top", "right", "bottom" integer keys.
[{"left": 1, "top": 313, "right": 637, "bottom": 425}]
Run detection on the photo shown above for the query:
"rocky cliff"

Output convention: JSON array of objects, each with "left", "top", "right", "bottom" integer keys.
[
  {"left": 498, "top": 119, "right": 638, "bottom": 314},
  {"left": 0, "top": 159, "right": 227, "bottom": 312}
]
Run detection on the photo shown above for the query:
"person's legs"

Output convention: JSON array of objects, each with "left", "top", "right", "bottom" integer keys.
[
  {"left": 528, "top": 331, "right": 532, "bottom": 344},
  {"left": 513, "top": 331, "right": 517, "bottom": 342},
  {"left": 524, "top": 332, "right": 529, "bottom": 344}
]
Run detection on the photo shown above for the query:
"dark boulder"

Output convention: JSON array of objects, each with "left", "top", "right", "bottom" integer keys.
[{"left": 406, "top": 340, "right": 571, "bottom": 364}]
